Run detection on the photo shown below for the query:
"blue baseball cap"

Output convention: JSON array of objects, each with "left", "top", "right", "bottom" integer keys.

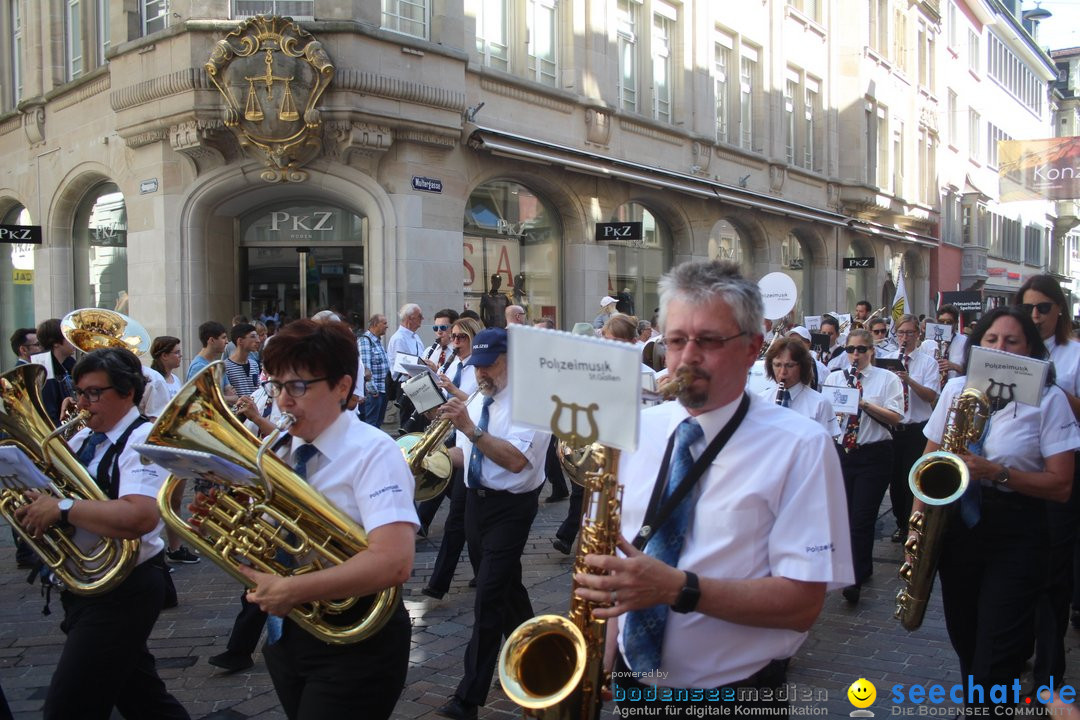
[{"left": 466, "top": 328, "right": 508, "bottom": 367}]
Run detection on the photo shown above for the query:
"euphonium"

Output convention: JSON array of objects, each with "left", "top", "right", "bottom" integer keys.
[
  {"left": 0, "top": 364, "right": 139, "bottom": 594},
  {"left": 895, "top": 386, "right": 989, "bottom": 631},
  {"left": 499, "top": 444, "right": 620, "bottom": 720},
  {"left": 144, "top": 362, "right": 399, "bottom": 644},
  {"left": 397, "top": 389, "right": 481, "bottom": 501}
]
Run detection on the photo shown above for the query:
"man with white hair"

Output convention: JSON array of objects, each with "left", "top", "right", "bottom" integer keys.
[{"left": 387, "top": 304, "right": 425, "bottom": 419}]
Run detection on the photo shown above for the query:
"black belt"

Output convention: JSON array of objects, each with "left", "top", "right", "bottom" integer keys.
[
  {"left": 469, "top": 486, "right": 513, "bottom": 498},
  {"left": 836, "top": 439, "right": 891, "bottom": 453},
  {"left": 895, "top": 421, "right": 927, "bottom": 431}
]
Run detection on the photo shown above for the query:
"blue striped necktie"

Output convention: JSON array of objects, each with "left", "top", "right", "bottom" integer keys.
[
  {"left": 622, "top": 417, "right": 704, "bottom": 672},
  {"left": 76, "top": 432, "right": 109, "bottom": 467},
  {"left": 467, "top": 396, "right": 494, "bottom": 488}
]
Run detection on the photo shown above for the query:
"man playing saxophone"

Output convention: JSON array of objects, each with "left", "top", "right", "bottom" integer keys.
[
  {"left": 16, "top": 347, "right": 189, "bottom": 720},
  {"left": 237, "top": 319, "right": 417, "bottom": 720},
  {"left": 573, "top": 260, "right": 852, "bottom": 717}
]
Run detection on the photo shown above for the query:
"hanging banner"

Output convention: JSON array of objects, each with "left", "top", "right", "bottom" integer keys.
[{"left": 999, "top": 138, "right": 1080, "bottom": 202}]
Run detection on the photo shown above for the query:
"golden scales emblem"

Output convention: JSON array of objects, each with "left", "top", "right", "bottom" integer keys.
[{"left": 206, "top": 15, "right": 333, "bottom": 182}]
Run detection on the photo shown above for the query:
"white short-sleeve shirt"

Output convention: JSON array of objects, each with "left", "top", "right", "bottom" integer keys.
[
  {"left": 68, "top": 406, "right": 167, "bottom": 567},
  {"left": 881, "top": 347, "right": 941, "bottom": 424},
  {"left": 757, "top": 382, "right": 841, "bottom": 438},
  {"left": 919, "top": 333, "right": 968, "bottom": 381},
  {"left": 1046, "top": 336, "right": 1080, "bottom": 401},
  {"left": 925, "top": 377, "right": 1080, "bottom": 483},
  {"left": 822, "top": 364, "right": 904, "bottom": 445},
  {"left": 616, "top": 394, "right": 853, "bottom": 687},
  {"left": 281, "top": 410, "right": 418, "bottom": 532},
  {"left": 455, "top": 387, "right": 550, "bottom": 494}
]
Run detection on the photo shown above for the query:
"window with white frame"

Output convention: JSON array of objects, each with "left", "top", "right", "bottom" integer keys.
[
  {"left": 1024, "top": 225, "right": 1043, "bottom": 267},
  {"left": 866, "top": 100, "right": 888, "bottom": 187},
  {"left": 917, "top": 21, "right": 935, "bottom": 92},
  {"left": 869, "top": 0, "right": 888, "bottom": 54},
  {"left": 784, "top": 73, "right": 796, "bottom": 164},
  {"left": 381, "top": 0, "right": 427, "bottom": 38},
  {"left": 968, "top": 108, "right": 980, "bottom": 161},
  {"left": 142, "top": 0, "right": 168, "bottom": 35},
  {"left": 739, "top": 47, "right": 757, "bottom": 151},
  {"left": 235, "top": 0, "right": 315, "bottom": 20},
  {"left": 475, "top": 0, "right": 509, "bottom": 71},
  {"left": 786, "top": 0, "right": 819, "bottom": 22},
  {"left": 987, "top": 33, "right": 1043, "bottom": 114},
  {"left": 66, "top": 0, "right": 83, "bottom": 80},
  {"left": 893, "top": 121, "right": 904, "bottom": 195},
  {"left": 967, "top": 28, "right": 979, "bottom": 74},
  {"left": 947, "top": 1, "right": 957, "bottom": 48},
  {"left": 893, "top": 7, "right": 908, "bottom": 70},
  {"left": 10, "top": 0, "right": 22, "bottom": 106},
  {"left": 918, "top": 128, "right": 936, "bottom": 204},
  {"left": 804, "top": 76, "right": 819, "bottom": 171},
  {"left": 986, "top": 124, "right": 1011, "bottom": 168},
  {"left": 947, "top": 89, "right": 957, "bottom": 145},
  {"left": 651, "top": 1, "right": 675, "bottom": 123},
  {"left": 617, "top": 0, "right": 640, "bottom": 112},
  {"left": 97, "top": 0, "right": 110, "bottom": 63},
  {"left": 526, "top": 0, "right": 557, "bottom": 86},
  {"left": 714, "top": 32, "right": 731, "bottom": 144}
]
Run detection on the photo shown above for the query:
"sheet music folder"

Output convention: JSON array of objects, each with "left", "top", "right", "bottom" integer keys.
[{"left": 131, "top": 444, "right": 257, "bottom": 486}]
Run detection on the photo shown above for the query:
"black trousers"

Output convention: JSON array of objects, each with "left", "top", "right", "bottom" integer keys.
[
  {"left": 889, "top": 422, "right": 927, "bottom": 531},
  {"left": 555, "top": 480, "right": 585, "bottom": 545},
  {"left": 264, "top": 599, "right": 411, "bottom": 720},
  {"left": 938, "top": 489, "right": 1047, "bottom": 707},
  {"left": 1032, "top": 462, "right": 1080, "bottom": 688},
  {"left": 226, "top": 590, "right": 268, "bottom": 655},
  {"left": 44, "top": 552, "right": 190, "bottom": 720},
  {"left": 455, "top": 485, "right": 541, "bottom": 706},
  {"left": 838, "top": 440, "right": 893, "bottom": 586},
  {"left": 545, "top": 437, "right": 568, "bottom": 496},
  {"left": 426, "top": 467, "right": 473, "bottom": 594},
  {"left": 612, "top": 653, "right": 790, "bottom": 718}
]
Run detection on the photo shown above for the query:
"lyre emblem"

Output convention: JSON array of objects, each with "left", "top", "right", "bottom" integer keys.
[
  {"left": 549, "top": 395, "right": 599, "bottom": 446},
  {"left": 985, "top": 378, "right": 1016, "bottom": 413}
]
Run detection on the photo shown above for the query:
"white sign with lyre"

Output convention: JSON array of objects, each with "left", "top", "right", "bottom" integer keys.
[
  {"left": 508, "top": 325, "right": 641, "bottom": 451},
  {"left": 965, "top": 346, "right": 1049, "bottom": 408}
]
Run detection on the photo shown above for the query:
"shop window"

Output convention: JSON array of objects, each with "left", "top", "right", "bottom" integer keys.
[
  {"left": 607, "top": 202, "right": 672, "bottom": 321},
  {"left": 0, "top": 204, "right": 35, "bottom": 373},
  {"left": 73, "top": 183, "right": 128, "bottom": 312},
  {"left": 782, "top": 233, "right": 810, "bottom": 319},
  {"left": 708, "top": 219, "right": 751, "bottom": 277},
  {"left": 464, "top": 181, "right": 562, "bottom": 328}
]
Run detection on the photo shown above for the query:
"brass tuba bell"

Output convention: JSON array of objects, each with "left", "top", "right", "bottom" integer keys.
[{"left": 61, "top": 308, "right": 151, "bottom": 356}]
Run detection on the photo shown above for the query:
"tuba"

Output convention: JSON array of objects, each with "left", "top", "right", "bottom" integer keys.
[
  {"left": 61, "top": 308, "right": 151, "bottom": 357},
  {"left": 895, "top": 386, "right": 989, "bottom": 631},
  {"left": 499, "top": 444, "right": 620, "bottom": 719},
  {"left": 397, "top": 389, "right": 480, "bottom": 501},
  {"left": 143, "top": 362, "right": 399, "bottom": 644},
  {"left": 0, "top": 364, "right": 139, "bottom": 594}
]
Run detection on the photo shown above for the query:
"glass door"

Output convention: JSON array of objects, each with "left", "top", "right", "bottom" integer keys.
[{"left": 240, "top": 245, "right": 364, "bottom": 324}]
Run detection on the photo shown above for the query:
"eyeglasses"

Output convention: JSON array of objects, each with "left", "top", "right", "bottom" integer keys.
[
  {"left": 896, "top": 329, "right": 918, "bottom": 336},
  {"left": 432, "top": 325, "right": 450, "bottom": 332},
  {"left": 663, "top": 331, "right": 747, "bottom": 352},
  {"left": 1021, "top": 302, "right": 1055, "bottom": 315},
  {"left": 845, "top": 345, "right": 870, "bottom": 354},
  {"left": 871, "top": 329, "right": 888, "bottom": 335},
  {"left": 771, "top": 362, "right": 799, "bottom": 370},
  {"left": 73, "top": 386, "right": 114, "bottom": 402},
  {"left": 261, "top": 377, "right": 329, "bottom": 398},
  {"left": 937, "top": 318, "right": 954, "bottom": 325},
  {"left": 450, "top": 333, "right": 471, "bottom": 341}
]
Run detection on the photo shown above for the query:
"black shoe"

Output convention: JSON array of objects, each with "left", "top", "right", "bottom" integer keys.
[
  {"left": 166, "top": 546, "right": 200, "bottom": 564},
  {"left": 420, "top": 587, "right": 445, "bottom": 600},
  {"left": 552, "top": 538, "right": 572, "bottom": 555},
  {"left": 842, "top": 585, "right": 861, "bottom": 604},
  {"left": 436, "top": 697, "right": 478, "bottom": 720},
  {"left": 544, "top": 491, "right": 569, "bottom": 503},
  {"left": 468, "top": 577, "right": 477, "bottom": 588},
  {"left": 208, "top": 650, "right": 254, "bottom": 673},
  {"left": 891, "top": 528, "right": 905, "bottom": 543}
]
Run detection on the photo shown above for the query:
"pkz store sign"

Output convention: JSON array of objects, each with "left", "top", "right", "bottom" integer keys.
[
  {"left": 842, "top": 257, "right": 875, "bottom": 269},
  {"left": 595, "top": 222, "right": 643, "bottom": 242},
  {"left": 0, "top": 225, "right": 42, "bottom": 244}
]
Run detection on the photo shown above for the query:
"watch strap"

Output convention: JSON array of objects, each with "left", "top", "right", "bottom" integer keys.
[{"left": 671, "top": 570, "right": 700, "bottom": 614}]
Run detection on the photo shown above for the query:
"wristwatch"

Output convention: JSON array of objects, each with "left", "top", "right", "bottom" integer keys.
[
  {"left": 671, "top": 571, "right": 701, "bottom": 614},
  {"left": 470, "top": 427, "right": 485, "bottom": 443},
  {"left": 992, "top": 466, "right": 1010, "bottom": 487},
  {"left": 58, "top": 498, "right": 75, "bottom": 525}
]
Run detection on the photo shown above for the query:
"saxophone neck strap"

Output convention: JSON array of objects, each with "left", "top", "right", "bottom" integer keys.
[{"left": 632, "top": 393, "right": 750, "bottom": 551}]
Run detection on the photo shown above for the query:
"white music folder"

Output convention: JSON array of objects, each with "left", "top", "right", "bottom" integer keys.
[
  {"left": 0, "top": 446, "right": 54, "bottom": 491},
  {"left": 131, "top": 444, "right": 258, "bottom": 486}
]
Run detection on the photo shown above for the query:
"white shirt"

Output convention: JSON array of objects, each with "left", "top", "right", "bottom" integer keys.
[
  {"left": 757, "top": 382, "right": 841, "bottom": 438},
  {"left": 162, "top": 371, "right": 182, "bottom": 399},
  {"left": 1045, "top": 335, "right": 1080, "bottom": 401},
  {"left": 881, "top": 347, "right": 941, "bottom": 424},
  {"left": 423, "top": 341, "right": 453, "bottom": 371},
  {"left": 919, "top": 332, "right": 969, "bottom": 381},
  {"left": 386, "top": 325, "right": 426, "bottom": 379},
  {"left": 139, "top": 366, "right": 173, "bottom": 419},
  {"left": 616, "top": 394, "right": 853, "bottom": 687},
  {"left": 455, "top": 387, "right": 550, "bottom": 493},
  {"left": 925, "top": 377, "right": 1080, "bottom": 485},
  {"left": 823, "top": 364, "right": 904, "bottom": 445},
  {"left": 280, "top": 410, "right": 418, "bottom": 532},
  {"left": 68, "top": 406, "right": 167, "bottom": 567},
  {"left": 442, "top": 357, "right": 477, "bottom": 398}
]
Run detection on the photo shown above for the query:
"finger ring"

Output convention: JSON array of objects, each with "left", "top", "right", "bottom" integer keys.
[{"left": 610, "top": 589, "right": 617, "bottom": 605}]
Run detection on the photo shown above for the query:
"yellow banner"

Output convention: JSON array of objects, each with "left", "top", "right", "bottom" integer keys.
[{"left": 999, "top": 138, "right": 1080, "bottom": 202}]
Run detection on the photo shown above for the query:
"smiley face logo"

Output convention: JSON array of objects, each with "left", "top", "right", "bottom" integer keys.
[{"left": 848, "top": 678, "right": 877, "bottom": 712}]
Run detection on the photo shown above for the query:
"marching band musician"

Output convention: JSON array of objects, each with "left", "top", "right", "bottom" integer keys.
[
  {"left": 881, "top": 314, "right": 940, "bottom": 544},
  {"left": 823, "top": 328, "right": 904, "bottom": 605},
  {"left": 784, "top": 326, "right": 830, "bottom": 391},
  {"left": 919, "top": 304, "right": 968, "bottom": 382},
  {"left": 16, "top": 347, "right": 189, "bottom": 720},
  {"left": 573, "top": 260, "right": 852, "bottom": 717},
  {"left": 237, "top": 319, "right": 417, "bottom": 720},
  {"left": 761, "top": 336, "right": 840, "bottom": 438},
  {"left": 434, "top": 327, "right": 551, "bottom": 720},
  {"left": 853, "top": 301, "right": 872, "bottom": 327},
  {"left": 916, "top": 307, "right": 1079, "bottom": 709},
  {"left": 30, "top": 318, "right": 76, "bottom": 425},
  {"left": 1012, "top": 275, "right": 1080, "bottom": 692}
]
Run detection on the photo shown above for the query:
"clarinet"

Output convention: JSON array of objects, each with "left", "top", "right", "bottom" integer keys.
[
  {"left": 774, "top": 380, "right": 787, "bottom": 406},
  {"left": 439, "top": 346, "right": 459, "bottom": 374}
]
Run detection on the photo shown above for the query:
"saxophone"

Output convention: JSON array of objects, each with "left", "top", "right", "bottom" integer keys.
[
  {"left": 895, "top": 386, "right": 989, "bottom": 631},
  {"left": 499, "top": 444, "right": 621, "bottom": 720}
]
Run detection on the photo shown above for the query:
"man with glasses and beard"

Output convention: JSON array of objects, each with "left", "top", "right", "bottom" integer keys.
[{"left": 573, "top": 260, "right": 852, "bottom": 717}]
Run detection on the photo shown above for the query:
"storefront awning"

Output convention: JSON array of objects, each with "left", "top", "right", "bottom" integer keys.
[
  {"left": 848, "top": 220, "right": 939, "bottom": 248},
  {"left": 467, "top": 126, "right": 852, "bottom": 228}
]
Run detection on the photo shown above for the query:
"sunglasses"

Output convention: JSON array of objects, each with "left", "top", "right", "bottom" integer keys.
[
  {"left": 450, "top": 333, "right": 471, "bottom": 341},
  {"left": 432, "top": 325, "right": 451, "bottom": 332},
  {"left": 845, "top": 345, "right": 870, "bottom": 354},
  {"left": 871, "top": 329, "right": 888, "bottom": 335},
  {"left": 1021, "top": 302, "right": 1054, "bottom": 315}
]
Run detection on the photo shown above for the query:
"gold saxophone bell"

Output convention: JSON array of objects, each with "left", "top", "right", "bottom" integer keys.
[
  {"left": 895, "top": 386, "right": 988, "bottom": 631},
  {"left": 145, "top": 362, "right": 399, "bottom": 644},
  {"left": 397, "top": 389, "right": 481, "bottom": 501},
  {"left": 0, "top": 364, "right": 139, "bottom": 594},
  {"left": 61, "top": 308, "right": 152, "bottom": 357}
]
